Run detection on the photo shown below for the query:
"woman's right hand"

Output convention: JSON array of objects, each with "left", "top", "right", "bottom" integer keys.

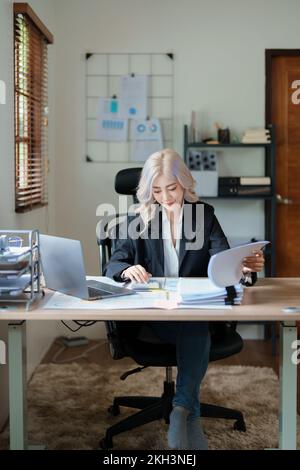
[{"left": 122, "top": 265, "right": 152, "bottom": 283}]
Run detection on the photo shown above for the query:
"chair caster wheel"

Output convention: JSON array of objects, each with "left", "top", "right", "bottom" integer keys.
[
  {"left": 234, "top": 419, "right": 246, "bottom": 432},
  {"left": 99, "top": 437, "right": 113, "bottom": 449},
  {"left": 108, "top": 404, "right": 120, "bottom": 416}
]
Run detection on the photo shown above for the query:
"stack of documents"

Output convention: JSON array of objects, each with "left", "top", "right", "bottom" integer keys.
[{"left": 177, "top": 278, "right": 244, "bottom": 306}]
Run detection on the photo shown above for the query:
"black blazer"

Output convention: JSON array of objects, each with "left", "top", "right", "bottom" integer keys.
[{"left": 104, "top": 200, "right": 256, "bottom": 285}]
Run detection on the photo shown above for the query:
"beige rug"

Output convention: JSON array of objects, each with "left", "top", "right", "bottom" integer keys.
[{"left": 0, "top": 362, "right": 299, "bottom": 450}]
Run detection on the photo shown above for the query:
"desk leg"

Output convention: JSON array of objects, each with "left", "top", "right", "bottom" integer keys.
[
  {"left": 8, "top": 321, "right": 27, "bottom": 450},
  {"left": 279, "top": 321, "right": 297, "bottom": 450}
]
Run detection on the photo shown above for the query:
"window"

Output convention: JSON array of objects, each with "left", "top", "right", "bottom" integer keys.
[{"left": 14, "top": 3, "right": 53, "bottom": 212}]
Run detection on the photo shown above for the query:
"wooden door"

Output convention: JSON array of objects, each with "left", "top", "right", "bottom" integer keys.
[
  {"left": 266, "top": 51, "right": 300, "bottom": 413},
  {"left": 268, "top": 53, "right": 300, "bottom": 276}
]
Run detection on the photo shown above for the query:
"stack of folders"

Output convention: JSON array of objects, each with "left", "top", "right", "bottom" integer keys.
[
  {"left": 218, "top": 176, "right": 271, "bottom": 196},
  {"left": 177, "top": 278, "right": 243, "bottom": 306},
  {"left": 0, "top": 247, "right": 32, "bottom": 296},
  {"left": 241, "top": 128, "right": 271, "bottom": 144}
]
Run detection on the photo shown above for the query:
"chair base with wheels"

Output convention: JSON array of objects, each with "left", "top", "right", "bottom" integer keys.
[{"left": 99, "top": 365, "right": 246, "bottom": 450}]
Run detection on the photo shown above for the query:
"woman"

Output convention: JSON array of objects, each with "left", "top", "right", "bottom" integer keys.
[{"left": 104, "top": 149, "right": 264, "bottom": 450}]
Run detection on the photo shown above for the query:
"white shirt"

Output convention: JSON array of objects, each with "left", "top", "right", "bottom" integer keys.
[{"left": 162, "top": 207, "right": 183, "bottom": 277}]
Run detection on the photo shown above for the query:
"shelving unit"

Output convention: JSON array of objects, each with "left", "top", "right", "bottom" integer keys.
[
  {"left": 184, "top": 124, "right": 277, "bottom": 276},
  {"left": 0, "top": 230, "right": 43, "bottom": 310}
]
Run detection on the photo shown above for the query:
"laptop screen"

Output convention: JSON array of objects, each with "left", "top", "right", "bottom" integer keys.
[{"left": 40, "top": 234, "right": 89, "bottom": 298}]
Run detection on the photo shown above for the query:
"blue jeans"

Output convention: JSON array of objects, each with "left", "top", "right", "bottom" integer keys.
[{"left": 147, "top": 321, "right": 210, "bottom": 418}]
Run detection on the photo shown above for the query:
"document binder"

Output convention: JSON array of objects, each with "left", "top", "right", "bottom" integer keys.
[
  {"left": 218, "top": 176, "right": 271, "bottom": 186},
  {"left": 218, "top": 185, "right": 271, "bottom": 196}
]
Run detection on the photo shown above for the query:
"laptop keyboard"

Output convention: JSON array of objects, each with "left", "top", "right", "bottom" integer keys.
[
  {"left": 88, "top": 287, "right": 108, "bottom": 298},
  {"left": 87, "top": 280, "right": 131, "bottom": 298}
]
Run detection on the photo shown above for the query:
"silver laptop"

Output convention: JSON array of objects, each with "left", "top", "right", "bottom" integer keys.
[{"left": 39, "top": 234, "right": 134, "bottom": 300}]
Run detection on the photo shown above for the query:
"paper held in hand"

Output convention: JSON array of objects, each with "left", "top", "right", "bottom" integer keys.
[{"left": 208, "top": 240, "right": 270, "bottom": 288}]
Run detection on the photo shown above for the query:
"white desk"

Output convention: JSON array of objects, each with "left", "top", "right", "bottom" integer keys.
[{"left": 1, "top": 277, "right": 300, "bottom": 450}]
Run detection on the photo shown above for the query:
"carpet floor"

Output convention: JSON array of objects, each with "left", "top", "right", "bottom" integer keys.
[{"left": 0, "top": 362, "right": 299, "bottom": 450}]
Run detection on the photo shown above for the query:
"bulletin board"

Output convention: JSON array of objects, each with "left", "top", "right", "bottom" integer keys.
[{"left": 85, "top": 53, "right": 174, "bottom": 163}]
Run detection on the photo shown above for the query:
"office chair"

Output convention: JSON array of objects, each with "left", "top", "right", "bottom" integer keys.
[{"left": 97, "top": 168, "right": 246, "bottom": 450}]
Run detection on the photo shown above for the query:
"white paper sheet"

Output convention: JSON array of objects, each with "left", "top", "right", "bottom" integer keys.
[
  {"left": 43, "top": 290, "right": 168, "bottom": 310},
  {"left": 119, "top": 75, "right": 148, "bottom": 119},
  {"left": 98, "top": 97, "right": 120, "bottom": 118},
  {"left": 97, "top": 97, "right": 128, "bottom": 141},
  {"left": 97, "top": 118, "right": 128, "bottom": 142},
  {"left": 178, "top": 278, "right": 226, "bottom": 298},
  {"left": 126, "top": 279, "right": 163, "bottom": 290},
  {"left": 208, "top": 241, "right": 270, "bottom": 287},
  {"left": 130, "top": 118, "right": 163, "bottom": 162}
]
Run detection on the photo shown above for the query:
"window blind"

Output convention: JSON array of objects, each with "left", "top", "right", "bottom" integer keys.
[{"left": 14, "top": 3, "right": 53, "bottom": 212}]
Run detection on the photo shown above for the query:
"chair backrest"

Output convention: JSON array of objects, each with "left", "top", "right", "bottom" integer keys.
[
  {"left": 97, "top": 213, "right": 128, "bottom": 274},
  {"left": 97, "top": 168, "right": 142, "bottom": 273},
  {"left": 114, "top": 168, "right": 142, "bottom": 203}
]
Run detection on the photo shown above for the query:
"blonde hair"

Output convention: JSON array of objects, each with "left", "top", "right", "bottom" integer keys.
[{"left": 136, "top": 148, "right": 198, "bottom": 229}]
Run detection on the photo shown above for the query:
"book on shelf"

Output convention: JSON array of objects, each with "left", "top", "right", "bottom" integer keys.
[
  {"left": 242, "top": 128, "right": 271, "bottom": 144},
  {"left": 219, "top": 176, "right": 271, "bottom": 186},
  {"left": 218, "top": 185, "right": 271, "bottom": 196},
  {"left": 242, "top": 137, "right": 271, "bottom": 144},
  {"left": 244, "top": 128, "right": 270, "bottom": 135},
  {"left": 240, "top": 176, "right": 271, "bottom": 185}
]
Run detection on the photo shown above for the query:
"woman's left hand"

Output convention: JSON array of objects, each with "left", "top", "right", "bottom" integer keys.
[{"left": 242, "top": 250, "right": 265, "bottom": 273}]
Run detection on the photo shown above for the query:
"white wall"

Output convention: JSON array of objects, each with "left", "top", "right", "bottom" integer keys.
[{"left": 53, "top": 0, "right": 300, "bottom": 274}]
